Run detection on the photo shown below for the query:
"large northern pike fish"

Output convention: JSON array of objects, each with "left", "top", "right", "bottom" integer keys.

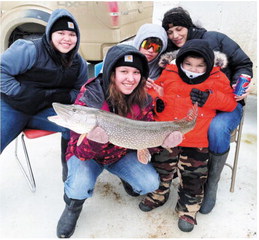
[{"left": 48, "top": 103, "right": 198, "bottom": 163}]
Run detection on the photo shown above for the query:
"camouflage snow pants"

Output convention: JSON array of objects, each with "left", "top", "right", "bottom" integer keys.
[{"left": 142, "top": 147, "right": 208, "bottom": 224}]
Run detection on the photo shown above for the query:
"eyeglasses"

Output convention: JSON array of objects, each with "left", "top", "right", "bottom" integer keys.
[{"left": 141, "top": 39, "right": 162, "bottom": 53}]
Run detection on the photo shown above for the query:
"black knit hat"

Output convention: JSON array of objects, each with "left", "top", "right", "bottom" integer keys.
[
  {"left": 114, "top": 54, "right": 144, "bottom": 75},
  {"left": 176, "top": 39, "right": 214, "bottom": 84},
  {"left": 50, "top": 17, "right": 77, "bottom": 35},
  {"left": 162, "top": 7, "right": 194, "bottom": 31}
]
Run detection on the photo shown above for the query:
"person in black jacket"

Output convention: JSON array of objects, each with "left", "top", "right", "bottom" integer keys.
[
  {"left": 155, "top": 7, "right": 253, "bottom": 214},
  {"left": 0, "top": 9, "right": 88, "bottom": 182}
]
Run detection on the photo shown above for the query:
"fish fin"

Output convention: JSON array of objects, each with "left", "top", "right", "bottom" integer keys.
[
  {"left": 77, "top": 133, "right": 87, "bottom": 146},
  {"left": 137, "top": 149, "right": 151, "bottom": 164},
  {"left": 166, "top": 148, "right": 172, "bottom": 153},
  {"left": 187, "top": 102, "right": 198, "bottom": 121},
  {"left": 87, "top": 126, "right": 109, "bottom": 144}
]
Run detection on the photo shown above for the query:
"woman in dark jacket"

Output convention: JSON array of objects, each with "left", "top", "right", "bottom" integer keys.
[
  {"left": 156, "top": 7, "right": 253, "bottom": 214},
  {"left": 0, "top": 9, "right": 88, "bottom": 181}
]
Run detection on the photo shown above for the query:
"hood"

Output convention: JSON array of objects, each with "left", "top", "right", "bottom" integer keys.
[
  {"left": 176, "top": 39, "right": 214, "bottom": 84},
  {"left": 101, "top": 44, "right": 149, "bottom": 97},
  {"left": 45, "top": 8, "right": 80, "bottom": 53},
  {"left": 133, "top": 24, "right": 168, "bottom": 58},
  {"left": 133, "top": 24, "right": 168, "bottom": 80},
  {"left": 187, "top": 27, "right": 207, "bottom": 41}
]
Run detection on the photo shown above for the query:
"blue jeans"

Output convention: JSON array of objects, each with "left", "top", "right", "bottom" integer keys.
[
  {"left": 64, "top": 151, "right": 160, "bottom": 200},
  {"left": 208, "top": 103, "right": 243, "bottom": 154},
  {"left": 0, "top": 99, "right": 70, "bottom": 153}
]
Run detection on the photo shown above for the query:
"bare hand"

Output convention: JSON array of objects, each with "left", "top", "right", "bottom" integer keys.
[
  {"left": 161, "top": 131, "right": 183, "bottom": 148},
  {"left": 233, "top": 83, "right": 253, "bottom": 101},
  {"left": 153, "top": 83, "right": 164, "bottom": 97},
  {"left": 87, "top": 126, "right": 109, "bottom": 144},
  {"left": 145, "top": 78, "right": 155, "bottom": 89}
]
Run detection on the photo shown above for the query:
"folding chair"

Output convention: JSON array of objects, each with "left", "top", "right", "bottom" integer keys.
[
  {"left": 94, "top": 61, "right": 103, "bottom": 77},
  {"left": 225, "top": 107, "right": 246, "bottom": 192},
  {"left": 15, "top": 129, "right": 56, "bottom": 192}
]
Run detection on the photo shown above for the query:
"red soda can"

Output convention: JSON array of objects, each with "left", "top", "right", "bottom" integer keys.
[{"left": 234, "top": 74, "right": 251, "bottom": 96}]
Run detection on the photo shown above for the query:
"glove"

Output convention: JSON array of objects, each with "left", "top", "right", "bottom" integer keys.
[
  {"left": 51, "top": 92, "right": 71, "bottom": 104},
  {"left": 156, "top": 98, "right": 165, "bottom": 113},
  {"left": 190, "top": 88, "right": 210, "bottom": 107}
]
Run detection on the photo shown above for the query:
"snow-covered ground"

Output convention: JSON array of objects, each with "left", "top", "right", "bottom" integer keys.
[
  {"left": 0, "top": 2, "right": 257, "bottom": 239},
  {"left": 0, "top": 94, "right": 257, "bottom": 239}
]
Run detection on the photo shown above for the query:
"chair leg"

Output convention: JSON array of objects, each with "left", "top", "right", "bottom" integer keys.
[
  {"left": 228, "top": 110, "right": 245, "bottom": 193},
  {"left": 15, "top": 133, "right": 36, "bottom": 192}
]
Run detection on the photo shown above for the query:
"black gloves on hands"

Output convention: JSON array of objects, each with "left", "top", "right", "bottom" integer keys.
[
  {"left": 190, "top": 88, "right": 210, "bottom": 107},
  {"left": 156, "top": 98, "right": 165, "bottom": 113}
]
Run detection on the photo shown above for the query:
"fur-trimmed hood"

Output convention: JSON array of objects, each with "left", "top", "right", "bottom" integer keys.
[{"left": 159, "top": 49, "right": 228, "bottom": 69}]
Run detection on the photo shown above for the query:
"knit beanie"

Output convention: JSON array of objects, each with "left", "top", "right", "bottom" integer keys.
[
  {"left": 114, "top": 54, "right": 144, "bottom": 75},
  {"left": 162, "top": 7, "right": 194, "bottom": 31},
  {"left": 50, "top": 17, "right": 77, "bottom": 35}
]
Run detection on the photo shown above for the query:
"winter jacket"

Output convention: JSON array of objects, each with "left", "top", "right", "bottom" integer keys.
[
  {"left": 166, "top": 27, "right": 253, "bottom": 85},
  {"left": 148, "top": 62, "right": 237, "bottom": 148},
  {"left": 0, "top": 9, "right": 88, "bottom": 115},
  {"left": 132, "top": 24, "right": 168, "bottom": 80},
  {"left": 65, "top": 44, "right": 156, "bottom": 165}
]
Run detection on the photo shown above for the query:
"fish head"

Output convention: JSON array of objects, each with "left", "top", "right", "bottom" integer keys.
[{"left": 48, "top": 103, "right": 97, "bottom": 134}]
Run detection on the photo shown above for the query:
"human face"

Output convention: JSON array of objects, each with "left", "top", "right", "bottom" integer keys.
[
  {"left": 167, "top": 26, "right": 188, "bottom": 48},
  {"left": 182, "top": 56, "right": 207, "bottom": 73},
  {"left": 139, "top": 46, "right": 159, "bottom": 62},
  {"left": 114, "top": 66, "right": 141, "bottom": 95},
  {"left": 51, "top": 30, "right": 77, "bottom": 53},
  {"left": 139, "top": 38, "right": 162, "bottom": 62}
]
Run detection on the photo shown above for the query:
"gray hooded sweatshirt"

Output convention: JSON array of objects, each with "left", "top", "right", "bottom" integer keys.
[{"left": 132, "top": 23, "right": 168, "bottom": 80}]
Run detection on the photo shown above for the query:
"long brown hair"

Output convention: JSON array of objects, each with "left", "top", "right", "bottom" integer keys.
[{"left": 107, "top": 71, "right": 148, "bottom": 116}]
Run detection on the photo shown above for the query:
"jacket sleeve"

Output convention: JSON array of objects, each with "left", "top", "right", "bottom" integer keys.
[
  {"left": 0, "top": 40, "right": 36, "bottom": 96},
  {"left": 69, "top": 55, "right": 88, "bottom": 102},
  {"left": 213, "top": 32, "right": 253, "bottom": 84},
  {"left": 204, "top": 74, "right": 237, "bottom": 112}
]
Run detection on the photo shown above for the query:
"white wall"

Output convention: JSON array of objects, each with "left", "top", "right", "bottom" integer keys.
[{"left": 153, "top": 1, "right": 257, "bottom": 94}]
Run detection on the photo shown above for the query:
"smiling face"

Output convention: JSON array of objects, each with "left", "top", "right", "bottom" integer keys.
[
  {"left": 167, "top": 26, "right": 188, "bottom": 48},
  {"left": 114, "top": 66, "right": 141, "bottom": 95},
  {"left": 51, "top": 30, "right": 77, "bottom": 53}
]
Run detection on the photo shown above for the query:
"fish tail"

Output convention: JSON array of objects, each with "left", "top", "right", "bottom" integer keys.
[{"left": 186, "top": 102, "right": 198, "bottom": 121}]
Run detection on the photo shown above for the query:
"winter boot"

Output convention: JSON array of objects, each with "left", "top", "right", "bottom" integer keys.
[
  {"left": 199, "top": 150, "right": 229, "bottom": 214},
  {"left": 120, "top": 178, "right": 139, "bottom": 197},
  {"left": 178, "top": 218, "right": 194, "bottom": 232},
  {"left": 57, "top": 194, "right": 86, "bottom": 238},
  {"left": 61, "top": 137, "right": 69, "bottom": 182}
]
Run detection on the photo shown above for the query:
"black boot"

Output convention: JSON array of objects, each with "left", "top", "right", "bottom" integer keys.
[
  {"left": 199, "top": 150, "right": 229, "bottom": 214},
  {"left": 178, "top": 218, "right": 194, "bottom": 232},
  {"left": 57, "top": 194, "right": 86, "bottom": 238},
  {"left": 61, "top": 137, "right": 69, "bottom": 182},
  {"left": 120, "top": 178, "right": 139, "bottom": 197}
]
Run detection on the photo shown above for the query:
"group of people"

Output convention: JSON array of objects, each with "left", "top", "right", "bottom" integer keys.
[{"left": 0, "top": 6, "right": 253, "bottom": 238}]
